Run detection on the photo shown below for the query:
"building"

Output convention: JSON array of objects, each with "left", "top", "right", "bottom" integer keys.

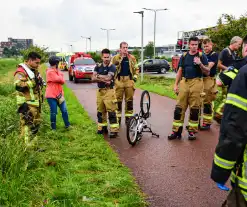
[
  {"left": 0, "top": 41, "right": 13, "bottom": 48},
  {"left": 0, "top": 37, "right": 33, "bottom": 50},
  {"left": 8, "top": 37, "right": 33, "bottom": 49}
]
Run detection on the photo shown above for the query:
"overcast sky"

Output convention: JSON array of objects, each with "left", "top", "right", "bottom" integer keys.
[{"left": 0, "top": 0, "right": 246, "bottom": 52}]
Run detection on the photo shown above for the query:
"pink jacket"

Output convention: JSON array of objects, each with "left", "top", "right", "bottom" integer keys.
[{"left": 45, "top": 68, "right": 65, "bottom": 98}]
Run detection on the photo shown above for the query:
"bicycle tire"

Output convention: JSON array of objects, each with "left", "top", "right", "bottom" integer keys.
[
  {"left": 126, "top": 116, "right": 139, "bottom": 146},
  {"left": 140, "top": 90, "right": 151, "bottom": 117}
]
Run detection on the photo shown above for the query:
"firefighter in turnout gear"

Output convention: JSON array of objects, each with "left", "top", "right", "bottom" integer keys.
[
  {"left": 214, "top": 55, "right": 247, "bottom": 125},
  {"left": 168, "top": 36, "right": 210, "bottom": 140},
  {"left": 92, "top": 48, "right": 119, "bottom": 138},
  {"left": 211, "top": 35, "right": 247, "bottom": 205},
  {"left": 111, "top": 42, "right": 139, "bottom": 125},
  {"left": 14, "top": 52, "right": 44, "bottom": 148},
  {"left": 200, "top": 38, "right": 218, "bottom": 130},
  {"left": 214, "top": 36, "right": 243, "bottom": 124}
]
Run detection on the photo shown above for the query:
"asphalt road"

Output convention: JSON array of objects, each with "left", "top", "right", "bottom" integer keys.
[{"left": 64, "top": 71, "right": 227, "bottom": 207}]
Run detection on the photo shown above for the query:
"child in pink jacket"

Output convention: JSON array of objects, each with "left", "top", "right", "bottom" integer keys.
[{"left": 45, "top": 56, "right": 70, "bottom": 130}]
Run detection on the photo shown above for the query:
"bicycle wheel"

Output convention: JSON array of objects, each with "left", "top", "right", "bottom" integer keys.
[
  {"left": 126, "top": 116, "right": 139, "bottom": 146},
  {"left": 140, "top": 90, "right": 151, "bottom": 117}
]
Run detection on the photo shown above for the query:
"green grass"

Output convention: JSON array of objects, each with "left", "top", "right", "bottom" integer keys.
[
  {"left": 136, "top": 75, "right": 223, "bottom": 109},
  {"left": 0, "top": 58, "right": 19, "bottom": 74},
  {"left": 136, "top": 75, "right": 176, "bottom": 99},
  {"left": 0, "top": 59, "right": 147, "bottom": 207}
]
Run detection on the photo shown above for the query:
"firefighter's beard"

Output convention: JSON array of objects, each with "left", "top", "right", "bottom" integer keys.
[{"left": 103, "top": 60, "right": 110, "bottom": 65}]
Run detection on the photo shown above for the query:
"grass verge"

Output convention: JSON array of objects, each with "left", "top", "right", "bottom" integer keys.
[
  {"left": 136, "top": 74, "right": 223, "bottom": 109},
  {"left": 0, "top": 60, "right": 147, "bottom": 207},
  {"left": 136, "top": 75, "right": 176, "bottom": 99}
]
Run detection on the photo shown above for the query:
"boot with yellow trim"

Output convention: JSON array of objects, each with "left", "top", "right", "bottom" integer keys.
[
  {"left": 97, "top": 125, "right": 104, "bottom": 134},
  {"left": 109, "top": 132, "right": 118, "bottom": 138},
  {"left": 188, "top": 131, "right": 196, "bottom": 141},
  {"left": 168, "top": 126, "right": 183, "bottom": 140},
  {"left": 185, "top": 126, "right": 197, "bottom": 140}
]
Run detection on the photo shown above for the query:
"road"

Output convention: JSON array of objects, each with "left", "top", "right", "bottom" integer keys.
[
  {"left": 145, "top": 71, "right": 176, "bottom": 79},
  {"left": 64, "top": 72, "right": 227, "bottom": 207}
]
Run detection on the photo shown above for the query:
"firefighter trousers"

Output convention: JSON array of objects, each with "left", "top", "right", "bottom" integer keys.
[
  {"left": 214, "top": 87, "right": 227, "bottom": 123},
  {"left": 202, "top": 77, "right": 218, "bottom": 125},
  {"left": 115, "top": 76, "right": 135, "bottom": 120},
  {"left": 172, "top": 78, "right": 204, "bottom": 133},
  {"left": 96, "top": 88, "right": 119, "bottom": 132},
  {"left": 20, "top": 105, "right": 41, "bottom": 147}
]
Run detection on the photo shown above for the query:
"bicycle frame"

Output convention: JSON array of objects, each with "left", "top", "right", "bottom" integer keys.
[{"left": 134, "top": 110, "right": 159, "bottom": 137}]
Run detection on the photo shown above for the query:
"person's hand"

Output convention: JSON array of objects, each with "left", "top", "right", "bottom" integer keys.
[
  {"left": 133, "top": 75, "right": 137, "bottom": 82},
  {"left": 104, "top": 80, "right": 111, "bottom": 85},
  {"left": 174, "top": 85, "right": 179, "bottom": 95},
  {"left": 217, "top": 183, "right": 230, "bottom": 191},
  {"left": 194, "top": 57, "right": 201, "bottom": 65}
]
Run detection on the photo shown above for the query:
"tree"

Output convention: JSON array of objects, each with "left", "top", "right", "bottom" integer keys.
[
  {"left": 144, "top": 41, "right": 154, "bottom": 58},
  {"left": 206, "top": 13, "right": 247, "bottom": 55},
  {"left": 10, "top": 46, "right": 19, "bottom": 56},
  {"left": 3, "top": 47, "right": 11, "bottom": 58},
  {"left": 88, "top": 52, "right": 101, "bottom": 63},
  {"left": 20, "top": 45, "right": 49, "bottom": 64},
  {"left": 132, "top": 48, "right": 141, "bottom": 62}
]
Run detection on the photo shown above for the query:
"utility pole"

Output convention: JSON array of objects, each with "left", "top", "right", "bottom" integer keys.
[
  {"left": 101, "top": 28, "right": 116, "bottom": 49},
  {"left": 143, "top": 8, "right": 168, "bottom": 58},
  {"left": 88, "top": 36, "right": 91, "bottom": 52},
  {"left": 134, "top": 10, "right": 144, "bottom": 82}
]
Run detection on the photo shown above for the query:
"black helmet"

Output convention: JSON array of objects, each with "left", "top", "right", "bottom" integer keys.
[{"left": 49, "top": 56, "right": 60, "bottom": 66}]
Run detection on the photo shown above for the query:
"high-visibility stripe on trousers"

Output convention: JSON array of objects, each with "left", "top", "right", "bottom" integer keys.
[
  {"left": 96, "top": 88, "right": 119, "bottom": 132},
  {"left": 171, "top": 78, "right": 203, "bottom": 133}
]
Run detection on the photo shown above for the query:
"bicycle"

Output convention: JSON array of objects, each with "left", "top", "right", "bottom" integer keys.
[{"left": 126, "top": 90, "right": 159, "bottom": 146}]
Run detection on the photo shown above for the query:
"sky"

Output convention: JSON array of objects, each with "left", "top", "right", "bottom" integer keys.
[{"left": 0, "top": 0, "right": 246, "bottom": 52}]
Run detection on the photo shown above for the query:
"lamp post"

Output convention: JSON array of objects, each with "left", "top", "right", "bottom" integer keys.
[
  {"left": 88, "top": 36, "right": 91, "bottom": 52},
  {"left": 143, "top": 8, "right": 168, "bottom": 58},
  {"left": 81, "top": 36, "right": 91, "bottom": 52},
  {"left": 100, "top": 28, "right": 116, "bottom": 49},
  {"left": 134, "top": 11, "right": 144, "bottom": 82}
]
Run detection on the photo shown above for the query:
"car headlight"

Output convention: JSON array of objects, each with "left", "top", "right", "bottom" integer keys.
[{"left": 76, "top": 67, "right": 85, "bottom": 72}]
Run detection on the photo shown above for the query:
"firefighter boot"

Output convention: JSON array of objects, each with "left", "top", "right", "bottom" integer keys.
[
  {"left": 102, "top": 126, "right": 108, "bottom": 134},
  {"left": 168, "top": 127, "right": 183, "bottom": 140},
  {"left": 125, "top": 117, "right": 130, "bottom": 124},
  {"left": 188, "top": 132, "right": 196, "bottom": 141},
  {"left": 200, "top": 123, "right": 211, "bottom": 130},
  {"left": 97, "top": 125, "right": 105, "bottom": 134},
  {"left": 109, "top": 132, "right": 118, "bottom": 138}
]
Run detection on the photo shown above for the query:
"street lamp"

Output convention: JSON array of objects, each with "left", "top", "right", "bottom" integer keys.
[
  {"left": 88, "top": 36, "right": 91, "bottom": 52},
  {"left": 100, "top": 28, "right": 116, "bottom": 49},
  {"left": 70, "top": 44, "right": 73, "bottom": 52},
  {"left": 143, "top": 7, "right": 168, "bottom": 58},
  {"left": 81, "top": 36, "right": 91, "bottom": 52},
  {"left": 134, "top": 11, "right": 144, "bottom": 82}
]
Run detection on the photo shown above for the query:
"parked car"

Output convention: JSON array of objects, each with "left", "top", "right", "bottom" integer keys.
[
  {"left": 138, "top": 59, "right": 170, "bottom": 74},
  {"left": 68, "top": 57, "right": 96, "bottom": 83}
]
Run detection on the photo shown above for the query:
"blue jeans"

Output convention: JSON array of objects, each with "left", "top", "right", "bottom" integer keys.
[{"left": 47, "top": 98, "right": 70, "bottom": 129}]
